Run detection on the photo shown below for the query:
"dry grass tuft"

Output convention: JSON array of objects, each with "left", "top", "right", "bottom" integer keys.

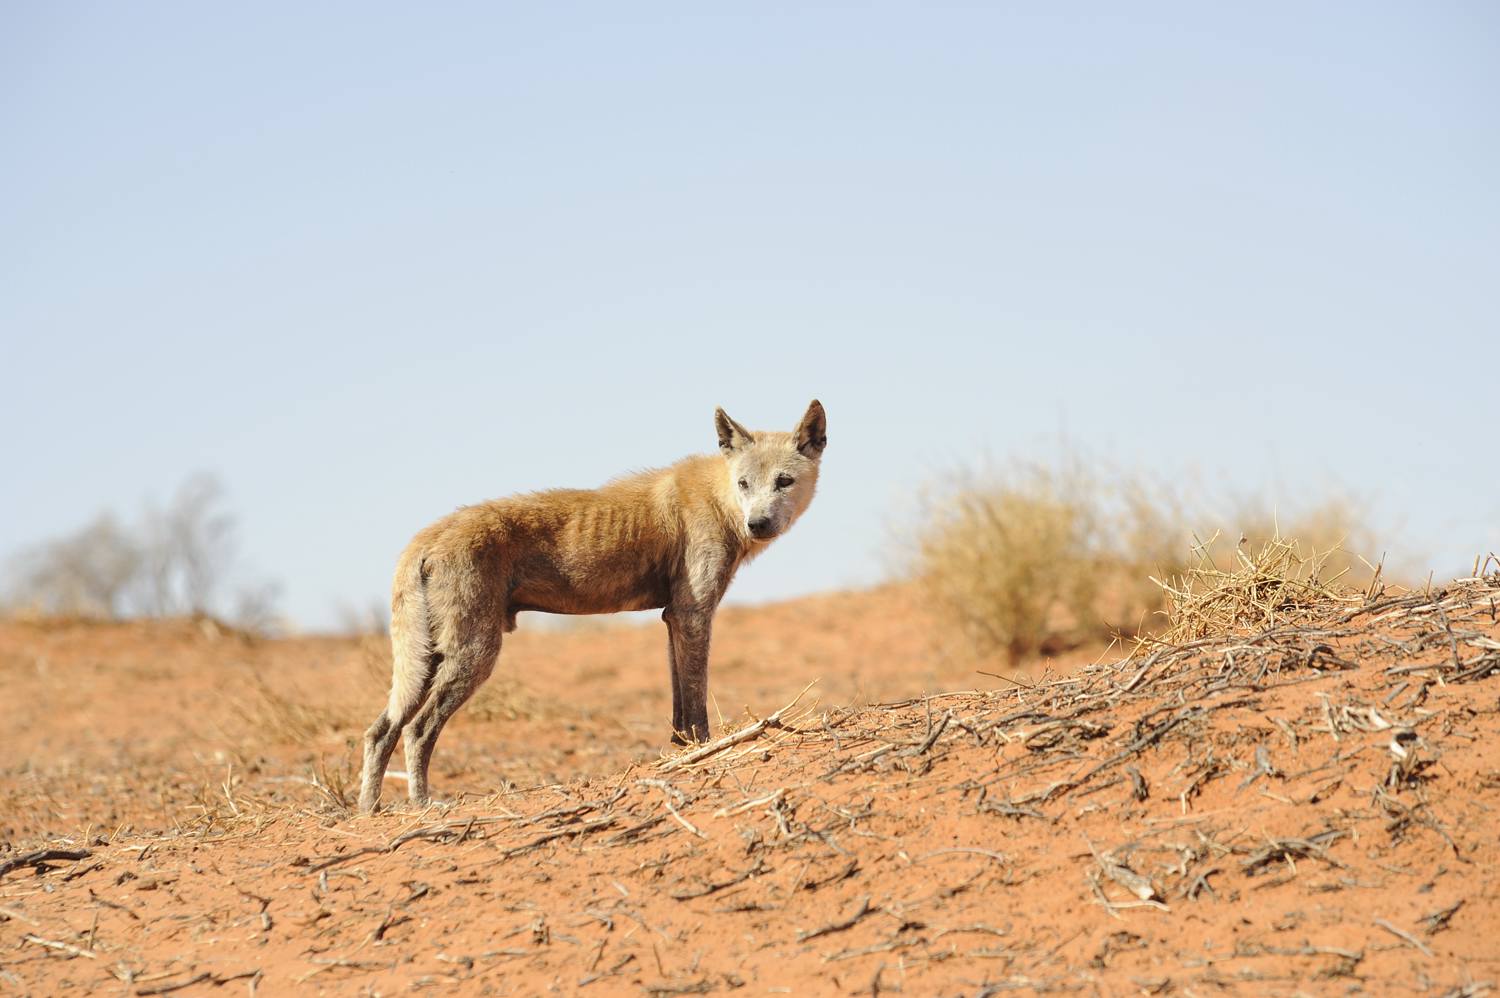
[
  {"left": 231, "top": 673, "right": 360, "bottom": 747},
  {"left": 465, "top": 676, "right": 550, "bottom": 722},
  {"left": 310, "top": 755, "right": 358, "bottom": 813}
]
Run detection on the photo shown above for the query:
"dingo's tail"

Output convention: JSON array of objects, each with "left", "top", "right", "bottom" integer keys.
[{"left": 385, "top": 552, "right": 436, "bottom": 721}]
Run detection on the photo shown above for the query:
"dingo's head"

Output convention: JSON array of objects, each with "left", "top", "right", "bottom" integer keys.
[{"left": 715, "top": 400, "right": 827, "bottom": 542}]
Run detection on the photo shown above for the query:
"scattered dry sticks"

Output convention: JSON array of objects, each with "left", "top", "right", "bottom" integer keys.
[{"left": 302, "top": 816, "right": 514, "bottom": 873}]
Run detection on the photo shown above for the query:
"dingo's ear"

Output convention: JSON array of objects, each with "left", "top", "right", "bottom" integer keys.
[
  {"left": 795, "top": 399, "right": 827, "bottom": 459},
  {"left": 715, "top": 408, "right": 755, "bottom": 454}
]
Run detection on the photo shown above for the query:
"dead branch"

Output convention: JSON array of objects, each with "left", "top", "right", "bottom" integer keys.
[
  {"left": 797, "top": 896, "right": 874, "bottom": 942},
  {"left": 1374, "top": 918, "right": 1434, "bottom": 957},
  {"left": 0, "top": 848, "right": 92, "bottom": 879},
  {"left": 658, "top": 682, "right": 815, "bottom": 772},
  {"left": 22, "top": 934, "right": 97, "bottom": 959}
]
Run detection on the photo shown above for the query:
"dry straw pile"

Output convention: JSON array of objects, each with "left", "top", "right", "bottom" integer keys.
[{"left": 1148, "top": 530, "right": 1376, "bottom": 646}]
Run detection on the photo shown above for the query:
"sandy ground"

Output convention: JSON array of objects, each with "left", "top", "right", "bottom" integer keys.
[{"left": 2, "top": 580, "right": 1498, "bottom": 995}]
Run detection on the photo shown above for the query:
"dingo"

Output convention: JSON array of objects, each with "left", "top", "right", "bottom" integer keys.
[{"left": 358, "top": 400, "right": 827, "bottom": 812}]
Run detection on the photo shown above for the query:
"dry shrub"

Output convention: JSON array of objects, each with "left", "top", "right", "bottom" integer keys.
[
  {"left": 914, "top": 463, "right": 1180, "bottom": 666},
  {"left": 1097, "top": 478, "right": 1189, "bottom": 638},
  {"left": 7, "top": 514, "right": 141, "bottom": 618}
]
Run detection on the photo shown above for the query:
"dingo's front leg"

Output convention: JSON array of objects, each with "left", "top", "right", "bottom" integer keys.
[
  {"left": 665, "top": 604, "right": 713, "bottom": 743},
  {"left": 663, "top": 607, "right": 685, "bottom": 738}
]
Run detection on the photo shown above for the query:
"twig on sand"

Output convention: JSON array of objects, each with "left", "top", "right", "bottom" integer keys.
[
  {"left": 914, "top": 848, "right": 1008, "bottom": 865},
  {"left": 0, "top": 905, "right": 40, "bottom": 926},
  {"left": 797, "top": 896, "right": 874, "bottom": 942},
  {"left": 136, "top": 974, "right": 214, "bottom": 995},
  {"left": 713, "top": 788, "right": 784, "bottom": 818},
  {"left": 1085, "top": 838, "right": 1167, "bottom": 911},
  {"left": 136, "top": 970, "right": 259, "bottom": 995},
  {"left": 1374, "top": 918, "right": 1434, "bottom": 957},
  {"left": 661, "top": 797, "right": 705, "bottom": 838}
]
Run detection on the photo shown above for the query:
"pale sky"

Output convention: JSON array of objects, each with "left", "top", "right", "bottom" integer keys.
[{"left": 3, "top": 3, "right": 1497, "bottom": 629}]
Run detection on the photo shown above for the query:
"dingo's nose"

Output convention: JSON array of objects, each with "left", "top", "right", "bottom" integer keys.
[{"left": 748, "top": 517, "right": 774, "bottom": 538}]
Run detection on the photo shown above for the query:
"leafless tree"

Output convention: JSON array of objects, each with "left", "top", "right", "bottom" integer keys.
[
  {"left": 5, "top": 473, "right": 281, "bottom": 632},
  {"left": 10, "top": 514, "right": 142, "bottom": 618},
  {"left": 135, "top": 473, "right": 237, "bottom": 616}
]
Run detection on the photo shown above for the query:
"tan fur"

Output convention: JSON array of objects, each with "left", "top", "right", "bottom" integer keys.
[{"left": 359, "top": 400, "right": 827, "bottom": 813}]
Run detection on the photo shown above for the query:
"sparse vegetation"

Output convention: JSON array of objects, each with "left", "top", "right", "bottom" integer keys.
[{"left": 465, "top": 676, "right": 550, "bottom": 723}]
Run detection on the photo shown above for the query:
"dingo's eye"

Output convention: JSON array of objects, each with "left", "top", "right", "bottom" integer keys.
[
  {"left": 737, "top": 478, "right": 749, "bottom": 491},
  {"left": 775, "top": 475, "right": 795, "bottom": 490}
]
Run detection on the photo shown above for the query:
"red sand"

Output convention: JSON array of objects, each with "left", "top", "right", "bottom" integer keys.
[{"left": 3, "top": 581, "right": 1498, "bottom": 995}]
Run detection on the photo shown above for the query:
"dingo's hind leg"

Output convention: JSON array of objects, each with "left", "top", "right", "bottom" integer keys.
[{"left": 402, "top": 626, "right": 501, "bottom": 805}]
